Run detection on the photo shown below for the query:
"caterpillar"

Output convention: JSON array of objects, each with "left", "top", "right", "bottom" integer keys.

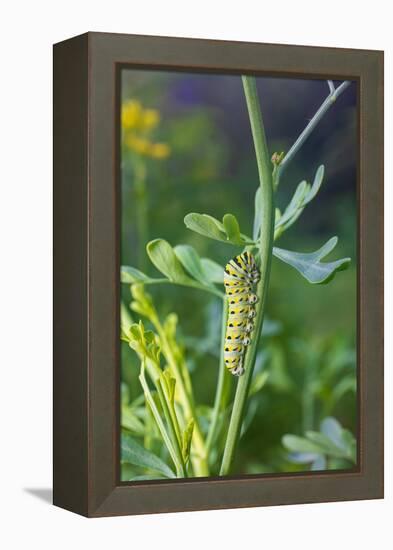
[{"left": 223, "top": 252, "right": 260, "bottom": 376}]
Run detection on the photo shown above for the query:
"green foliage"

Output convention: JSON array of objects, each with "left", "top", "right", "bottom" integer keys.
[
  {"left": 222, "top": 213, "right": 243, "bottom": 244},
  {"left": 184, "top": 165, "right": 349, "bottom": 285},
  {"left": 273, "top": 237, "right": 351, "bottom": 284},
  {"left": 121, "top": 240, "right": 224, "bottom": 298},
  {"left": 273, "top": 165, "right": 325, "bottom": 239},
  {"left": 173, "top": 244, "right": 217, "bottom": 288},
  {"left": 120, "top": 75, "right": 355, "bottom": 480},
  {"left": 184, "top": 212, "right": 255, "bottom": 246},
  {"left": 121, "top": 286, "right": 209, "bottom": 477},
  {"left": 199, "top": 258, "right": 225, "bottom": 284},
  {"left": 147, "top": 239, "right": 195, "bottom": 285},
  {"left": 282, "top": 417, "right": 357, "bottom": 470},
  {"left": 121, "top": 266, "right": 152, "bottom": 284},
  {"left": 121, "top": 433, "right": 176, "bottom": 479}
]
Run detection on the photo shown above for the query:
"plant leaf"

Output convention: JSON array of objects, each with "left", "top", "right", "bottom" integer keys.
[
  {"left": 200, "top": 258, "right": 224, "bottom": 284},
  {"left": 174, "top": 244, "right": 211, "bottom": 285},
  {"left": 282, "top": 434, "right": 326, "bottom": 454},
  {"left": 288, "top": 452, "right": 321, "bottom": 464},
  {"left": 184, "top": 213, "right": 227, "bottom": 242},
  {"left": 273, "top": 237, "right": 350, "bottom": 284},
  {"left": 162, "top": 369, "right": 176, "bottom": 405},
  {"left": 121, "top": 406, "right": 146, "bottom": 435},
  {"left": 304, "top": 164, "right": 324, "bottom": 205},
  {"left": 181, "top": 419, "right": 195, "bottom": 464},
  {"left": 320, "top": 417, "right": 344, "bottom": 448},
  {"left": 147, "top": 239, "right": 195, "bottom": 284},
  {"left": 223, "top": 213, "right": 242, "bottom": 244},
  {"left": 184, "top": 212, "right": 254, "bottom": 245},
  {"left": 121, "top": 265, "right": 152, "bottom": 284},
  {"left": 275, "top": 165, "right": 325, "bottom": 235},
  {"left": 311, "top": 455, "right": 327, "bottom": 471},
  {"left": 121, "top": 433, "right": 176, "bottom": 478},
  {"left": 305, "top": 430, "right": 348, "bottom": 459},
  {"left": 275, "top": 180, "right": 308, "bottom": 230}
]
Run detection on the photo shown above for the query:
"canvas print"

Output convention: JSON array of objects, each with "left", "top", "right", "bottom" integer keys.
[{"left": 119, "top": 70, "right": 357, "bottom": 481}]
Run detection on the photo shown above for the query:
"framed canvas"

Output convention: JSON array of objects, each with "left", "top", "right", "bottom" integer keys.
[{"left": 53, "top": 32, "right": 384, "bottom": 517}]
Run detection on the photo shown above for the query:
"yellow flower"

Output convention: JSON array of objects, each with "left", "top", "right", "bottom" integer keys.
[
  {"left": 141, "top": 109, "right": 160, "bottom": 130},
  {"left": 125, "top": 135, "right": 151, "bottom": 155},
  {"left": 121, "top": 100, "right": 142, "bottom": 130},
  {"left": 122, "top": 99, "right": 170, "bottom": 159},
  {"left": 149, "top": 142, "right": 171, "bottom": 159}
]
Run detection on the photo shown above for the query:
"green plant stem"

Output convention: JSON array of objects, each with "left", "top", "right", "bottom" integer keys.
[
  {"left": 220, "top": 76, "right": 274, "bottom": 476},
  {"left": 139, "top": 364, "right": 185, "bottom": 477},
  {"left": 134, "top": 160, "right": 148, "bottom": 271},
  {"left": 152, "top": 316, "right": 210, "bottom": 476},
  {"left": 277, "top": 81, "right": 351, "bottom": 184},
  {"left": 206, "top": 299, "right": 229, "bottom": 453},
  {"left": 156, "top": 379, "right": 186, "bottom": 477}
]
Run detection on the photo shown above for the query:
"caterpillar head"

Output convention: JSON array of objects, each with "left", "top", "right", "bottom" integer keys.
[{"left": 248, "top": 293, "right": 258, "bottom": 304}]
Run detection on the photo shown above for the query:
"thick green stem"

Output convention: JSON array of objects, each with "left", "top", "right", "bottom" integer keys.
[
  {"left": 220, "top": 76, "right": 274, "bottom": 476},
  {"left": 206, "top": 299, "right": 230, "bottom": 453}
]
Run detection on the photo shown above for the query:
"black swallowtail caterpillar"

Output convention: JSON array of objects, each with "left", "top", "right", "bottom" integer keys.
[{"left": 224, "top": 252, "right": 260, "bottom": 376}]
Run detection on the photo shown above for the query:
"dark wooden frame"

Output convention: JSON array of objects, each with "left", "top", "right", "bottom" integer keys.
[{"left": 53, "top": 32, "right": 384, "bottom": 517}]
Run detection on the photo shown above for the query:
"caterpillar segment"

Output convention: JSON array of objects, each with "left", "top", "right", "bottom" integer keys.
[{"left": 223, "top": 252, "right": 260, "bottom": 376}]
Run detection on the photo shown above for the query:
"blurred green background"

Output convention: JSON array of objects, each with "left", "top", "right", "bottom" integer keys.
[{"left": 120, "top": 69, "right": 357, "bottom": 476}]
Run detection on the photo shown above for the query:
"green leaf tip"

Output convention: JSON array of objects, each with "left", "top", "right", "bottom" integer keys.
[
  {"left": 121, "top": 433, "right": 176, "bottom": 478},
  {"left": 273, "top": 236, "right": 350, "bottom": 284},
  {"left": 121, "top": 265, "right": 151, "bottom": 284},
  {"left": 174, "top": 244, "right": 211, "bottom": 286},
  {"left": 283, "top": 416, "right": 357, "bottom": 466},
  {"left": 274, "top": 165, "right": 325, "bottom": 239},
  {"left": 184, "top": 212, "right": 227, "bottom": 242},
  {"left": 184, "top": 212, "right": 254, "bottom": 246},
  {"left": 222, "top": 213, "right": 242, "bottom": 243},
  {"left": 147, "top": 239, "right": 194, "bottom": 284}
]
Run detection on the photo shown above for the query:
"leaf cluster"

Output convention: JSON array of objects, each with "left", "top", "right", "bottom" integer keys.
[{"left": 282, "top": 417, "right": 356, "bottom": 470}]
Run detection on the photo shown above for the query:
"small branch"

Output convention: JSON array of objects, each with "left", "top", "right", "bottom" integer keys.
[
  {"left": 327, "top": 80, "right": 335, "bottom": 94},
  {"left": 220, "top": 76, "right": 274, "bottom": 476},
  {"left": 277, "top": 80, "right": 351, "bottom": 183}
]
